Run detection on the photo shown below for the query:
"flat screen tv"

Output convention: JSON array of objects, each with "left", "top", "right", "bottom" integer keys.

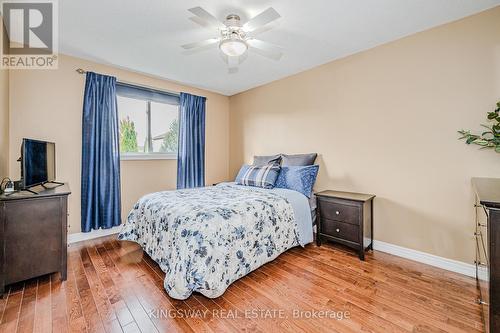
[{"left": 21, "top": 138, "right": 56, "bottom": 189}]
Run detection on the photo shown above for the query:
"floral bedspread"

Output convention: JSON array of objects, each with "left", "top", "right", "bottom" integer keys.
[{"left": 118, "top": 183, "right": 301, "bottom": 299}]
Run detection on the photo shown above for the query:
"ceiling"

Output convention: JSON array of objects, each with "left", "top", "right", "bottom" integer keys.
[{"left": 59, "top": 0, "right": 500, "bottom": 96}]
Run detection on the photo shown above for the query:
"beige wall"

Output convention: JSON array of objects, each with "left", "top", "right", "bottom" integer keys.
[
  {"left": 0, "top": 67, "right": 8, "bottom": 180},
  {"left": 8, "top": 54, "right": 230, "bottom": 234},
  {"left": 0, "top": 18, "right": 9, "bottom": 180},
  {"left": 229, "top": 7, "right": 500, "bottom": 263}
]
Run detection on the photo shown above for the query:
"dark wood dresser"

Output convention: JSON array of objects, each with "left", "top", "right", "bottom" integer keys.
[
  {"left": 0, "top": 184, "right": 71, "bottom": 296},
  {"left": 472, "top": 178, "right": 500, "bottom": 333},
  {"left": 316, "top": 190, "right": 375, "bottom": 260}
]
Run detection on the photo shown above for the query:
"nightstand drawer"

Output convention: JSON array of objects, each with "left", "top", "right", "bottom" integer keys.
[
  {"left": 321, "top": 219, "right": 359, "bottom": 244},
  {"left": 318, "top": 200, "right": 360, "bottom": 225}
]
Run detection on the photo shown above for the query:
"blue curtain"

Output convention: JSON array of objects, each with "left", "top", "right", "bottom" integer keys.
[
  {"left": 177, "top": 92, "right": 206, "bottom": 189},
  {"left": 81, "top": 72, "right": 122, "bottom": 232}
]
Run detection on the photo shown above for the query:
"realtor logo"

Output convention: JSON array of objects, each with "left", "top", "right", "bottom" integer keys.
[{"left": 1, "top": 0, "right": 58, "bottom": 69}]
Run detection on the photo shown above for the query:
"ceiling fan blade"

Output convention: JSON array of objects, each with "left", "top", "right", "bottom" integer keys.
[
  {"left": 247, "top": 39, "right": 283, "bottom": 61},
  {"left": 243, "top": 7, "right": 280, "bottom": 32},
  {"left": 221, "top": 54, "right": 239, "bottom": 74},
  {"left": 189, "top": 16, "right": 212, "bottom": 29},
  {"left": 182, "top": 43, "right": 218, "bottom": 56},
  {"left": 238, "top": 52, "right": 248, "bottom": 65},
  {"left": 188, "top": 7, "right": 225, "bottom": 30},
  {"left": 246, "top": 23, "right": 278, "bottom": 38},
  {"left": 228, "top": 55, "right": 239, "bottom": 68},
  {"left": 181, "top": 38, "right": 219, "bottom": 50}
]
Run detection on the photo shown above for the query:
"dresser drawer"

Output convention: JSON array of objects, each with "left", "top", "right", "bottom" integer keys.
[
  {"left": 318, "top": 199, "right": 360, "bottom": 225},
  {"left": 321, "top": 218, "right": 359, "bottom": 244},
  {"left": 4, "top": 198, "right": 63, "bottom": 284}
]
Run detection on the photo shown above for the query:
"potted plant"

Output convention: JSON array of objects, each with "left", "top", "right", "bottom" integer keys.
[{"left": 458, "top": 101, "right": 500, "bottom": 153}]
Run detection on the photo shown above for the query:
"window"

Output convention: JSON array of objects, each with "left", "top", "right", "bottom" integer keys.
[{"left": 116, "top": 83, "right": 180, "bottom": 160}]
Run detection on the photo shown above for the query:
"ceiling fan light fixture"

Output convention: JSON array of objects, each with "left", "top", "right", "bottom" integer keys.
[
  {"left": 184, "top": 6, "right": 282, "bottom": 67},
  {"left": 219, "top": 38, "right": 248, "bottom": 57}
]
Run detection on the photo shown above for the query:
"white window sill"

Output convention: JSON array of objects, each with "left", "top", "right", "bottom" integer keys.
[{"left": 120, "top": 153, "right": 177, "bottom": 161}]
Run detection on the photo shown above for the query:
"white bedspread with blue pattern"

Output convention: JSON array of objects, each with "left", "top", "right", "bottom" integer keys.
[{"left": 118, "top": 183, "right": 312, "bottom": 299}]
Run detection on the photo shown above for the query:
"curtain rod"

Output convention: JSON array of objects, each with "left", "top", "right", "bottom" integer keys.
[{"left": 75, "top": 68, "right": 186, "bottom": 98}]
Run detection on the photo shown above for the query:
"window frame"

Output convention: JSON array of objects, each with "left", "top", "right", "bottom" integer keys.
[{"left": 116, "top": 83, "right": 180, "bottom": 161}]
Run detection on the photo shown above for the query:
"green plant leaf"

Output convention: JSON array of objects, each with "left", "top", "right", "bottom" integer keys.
[
  {"left": 488, "top": 112, "right": 498, "bottom": 119},
  {"left": 474, "top": 139, "right": 489, "bottom": 146},
  {"left": 466, "top": 137, "right": 477, "bottom": 144},
  {"left": 458, "top": 102, "right": 500, "bottom": 153}
]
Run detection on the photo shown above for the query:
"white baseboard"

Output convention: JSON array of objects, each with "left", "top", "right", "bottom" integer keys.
[
  {"left": 68, "top": 225, "right": 122, "bottom": 244},
  {"left": 373, "top": 240, "right": 487, "bottom": 281}
]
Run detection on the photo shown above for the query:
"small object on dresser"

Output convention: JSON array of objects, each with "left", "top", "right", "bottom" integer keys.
[
  {"left": 316, "top": 190, "right": 375, "bottom": 260},
  {"left": 0, "top": 178, "right": 14, "bottom": 194}
]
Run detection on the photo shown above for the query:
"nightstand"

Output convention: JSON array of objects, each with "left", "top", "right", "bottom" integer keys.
[{"left": 316, "top": 190, "right": 375, "bottom": 260}]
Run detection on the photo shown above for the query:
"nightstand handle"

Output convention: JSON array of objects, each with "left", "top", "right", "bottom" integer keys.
[
  {"left": 336, "top": 228, "right": 340, "bottom": 233},
  {"left": 335, "top": 211, "right": 340, "bottom": 215}
]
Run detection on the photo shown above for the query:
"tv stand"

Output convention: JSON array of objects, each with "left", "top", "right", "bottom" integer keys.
[
  {"left": 41, "top": 181, "right": 65, "bottom": 188},
  {"left": 19, "top": 188, "right": 39, "bottom": 195},
  {"left": 5, "top": 181, "right": 65, "bottom": 196},
  {"left": 4, "top": 187, "right": 38, "bottom": 196}
]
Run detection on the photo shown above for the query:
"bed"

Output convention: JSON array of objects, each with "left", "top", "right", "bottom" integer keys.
[{"left": 118, "top": 182, "right": 313, "bottom": 300}]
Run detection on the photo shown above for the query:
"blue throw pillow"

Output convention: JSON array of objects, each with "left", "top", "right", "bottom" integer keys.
[
  {"left": 275, "top": 165, "right": 319, "bottom": 198},
  {"left": 235, "top": 165, "right": 250, "bottom": 181},
  {"left": 235, "top": 163, "right": 281, "bottom": 189}
]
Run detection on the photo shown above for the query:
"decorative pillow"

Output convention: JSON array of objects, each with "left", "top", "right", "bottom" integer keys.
[
  {"left": 281, "top": 153, "right": 317, "bottom": 166},
  {"left": 235, "top": 165, "right": 250, "bottom": 181},
  {"left": 235, "top": 163, "right": 281, "bottom": 189},
  {"left": 275, "top": 165, "right": 319, "bottom": 198},
  {"left": 253, "top": 154, "right": 282, "bottom": 166}
]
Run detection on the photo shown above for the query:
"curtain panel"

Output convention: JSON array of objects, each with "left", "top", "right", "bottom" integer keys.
[
  {"left": 177, "top": 92, "right": 206, "bottom": 189},
  {"left": 81, "top": 72, "right": 122, "bottom": 232}
]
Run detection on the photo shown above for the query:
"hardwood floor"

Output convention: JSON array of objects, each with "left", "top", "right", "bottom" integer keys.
[{"left": 0, "top": 235, "right": 483, "bottom": 333}]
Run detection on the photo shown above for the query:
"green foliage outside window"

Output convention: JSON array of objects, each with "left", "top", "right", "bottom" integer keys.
[
  {"left": 120, "top": 116, "right": 139, "bottom": 152},
  {"left": 161, "top": 118, "right": 179, "bottom": 153}
]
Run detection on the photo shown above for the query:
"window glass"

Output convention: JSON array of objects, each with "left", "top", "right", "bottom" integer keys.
[
  {"left": 117, "top": 91, "right": 179, "bottom": 158},
  {"left": 151, "top": 101, "right": 179, "bottom": 153},
  {"left": 117, "top": 96, "right": 147, "bottom": 153}
]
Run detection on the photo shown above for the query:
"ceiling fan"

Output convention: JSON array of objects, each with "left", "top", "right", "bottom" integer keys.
[{"left": 181, "top": 7, "right": 283, "bottom": 73}]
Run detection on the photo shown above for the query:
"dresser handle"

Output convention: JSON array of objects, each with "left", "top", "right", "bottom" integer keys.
[
  {"left": 336, "top": 228, "right": 340, "bottom": 233},
  {"left": 477, "top": 298, "right": 489, "bottom": 306},
  {"left": 335, "top": 211, "right": 340, "bottom": 215},
  {"left": 478, "top": 223, "right": 487, "bottom": 227}
]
